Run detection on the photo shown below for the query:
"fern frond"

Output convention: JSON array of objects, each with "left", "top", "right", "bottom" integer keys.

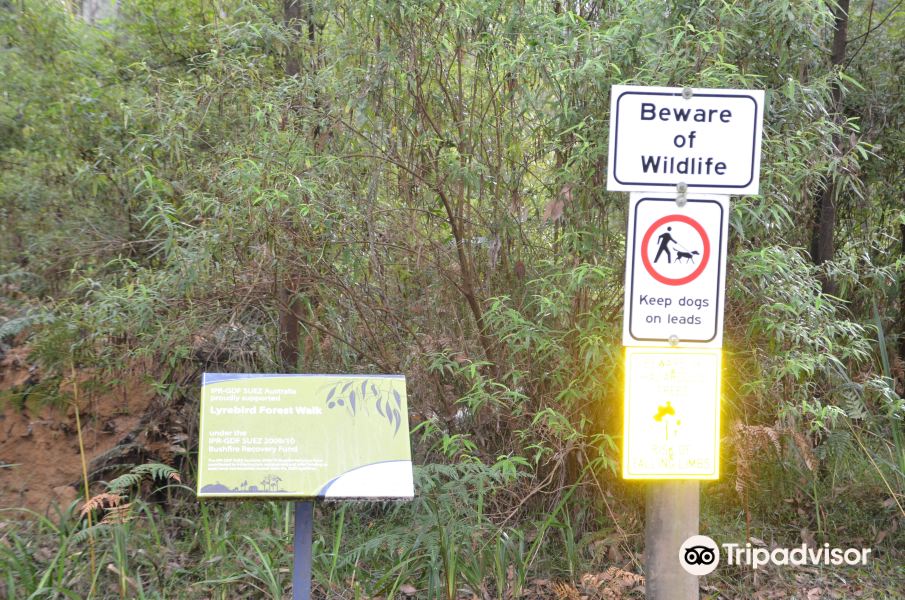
[
  {"left": 106, "top": 463, "right": 179, "bottom": 493},
  {"left": 581, "top": 567, "right": 645, "bottom": 599},
  {"left": 101, "top": 502, "right": 133, "bottom": 525},
  {"left": 790, "top": 430, "right": 818, "bottom": 471},
  {"left": 71, "top": 523, "right": 113, "bottom": 545},
  {"left": 552, "top": 581, "right": 581, "bottom": 600},
  {"left": 132, "top": 462, "right": 180, "bottom": 483},
  {"left": 80, "top": 492, "right": 123, "bottom": 517},
  {"left": 733, "top": 423, "right": 782, "bottom": 498},
  {"left": 107, "top": 473, "right": 142, "bottom": 493}
]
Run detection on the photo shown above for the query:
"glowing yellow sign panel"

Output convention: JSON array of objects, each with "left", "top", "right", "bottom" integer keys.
[{"left": 623, "top": 347, "right": 721, "bottom": 479}]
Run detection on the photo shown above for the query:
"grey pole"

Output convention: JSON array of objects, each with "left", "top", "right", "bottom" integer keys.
[
  {"left": 293, "top": 501, "right": 313, "bottom": 600},
  {"left": 645, "top": 481, "right": 699, "bottom": 600}
]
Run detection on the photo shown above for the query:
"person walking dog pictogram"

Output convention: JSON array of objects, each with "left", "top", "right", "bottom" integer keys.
[{"left": 654, "top": 227, "right": 677, "bottom": 263}]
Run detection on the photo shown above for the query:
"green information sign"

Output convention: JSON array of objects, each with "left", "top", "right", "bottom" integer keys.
[{"left": 197, "top": 373, "right": 413, "bottom": 499}]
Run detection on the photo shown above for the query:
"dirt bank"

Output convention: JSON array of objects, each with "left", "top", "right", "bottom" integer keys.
[{"left": 0, "top": 347, "right": 156, "bottom": 516}]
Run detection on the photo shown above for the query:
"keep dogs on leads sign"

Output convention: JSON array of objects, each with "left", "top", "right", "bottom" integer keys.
[{"left": 622, "top": 193, "right": 729, "bottom": 348}]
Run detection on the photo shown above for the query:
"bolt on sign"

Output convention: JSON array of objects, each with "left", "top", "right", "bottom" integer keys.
[
  {"left": 607, "top": 85, "right": 765, "bottom": 195},
  {"left": 623, "top": 347, "right": 721, "bottom": 479},
  {"left": 623, "top": 193, "right": 729, "bottom": 348},
  {"left": 197, "top": 373, "right": 413, "bottom": 498}
]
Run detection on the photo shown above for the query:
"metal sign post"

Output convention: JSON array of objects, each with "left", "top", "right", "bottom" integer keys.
[{"left": 293, "top": 501, "right": 313, "bottom": 600}]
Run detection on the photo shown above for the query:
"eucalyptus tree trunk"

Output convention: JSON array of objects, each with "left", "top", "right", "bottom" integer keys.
[
  {"left": 283, "top": 0, "right": 303, "bottom": 77},
  {"left": 277, "top": 0, "right": 314, "bottom": 371},
  {"left": 900, "top": 223, "right": 905, "bottom": 362},
  {"left": 810, "top": 0, "right": 849, "bottom": 295}
]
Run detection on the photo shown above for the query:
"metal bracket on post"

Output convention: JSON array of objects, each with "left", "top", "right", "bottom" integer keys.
[
  {"left": 677, "top": 86, "right": 691, "bottom": 205},
  {"left": 676, "top": 182, "right": 688, "bottom": 207}
]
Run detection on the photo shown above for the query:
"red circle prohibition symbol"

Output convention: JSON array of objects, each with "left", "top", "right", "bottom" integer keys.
[{"left": 640, "top": 214, "right": 710, "bottom": 286}]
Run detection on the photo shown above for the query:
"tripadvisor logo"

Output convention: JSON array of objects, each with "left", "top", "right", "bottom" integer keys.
[
  {"left": 679, "top": 535, "right": 720, "bottom": 575},
  {"left": 679, "top": 536, "right": 873, "bottom": 574}
]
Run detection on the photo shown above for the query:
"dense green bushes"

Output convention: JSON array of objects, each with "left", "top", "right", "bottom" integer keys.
[{"left": 1, "top": 1, "right": 903, "bottom": 597}]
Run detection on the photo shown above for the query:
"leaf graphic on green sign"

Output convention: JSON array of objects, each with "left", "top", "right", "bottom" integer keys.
[{"left": 321, "top": 378, "right": 404, "bottom": 436}]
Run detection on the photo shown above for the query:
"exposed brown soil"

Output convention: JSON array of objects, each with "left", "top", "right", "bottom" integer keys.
[{"left": 0, "top": 347, "right": 155, "bottom": 516}]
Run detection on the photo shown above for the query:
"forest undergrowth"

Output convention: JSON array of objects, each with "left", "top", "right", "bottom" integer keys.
[{"left": 1, "top": 1, "right": 903, "bottom": 598}]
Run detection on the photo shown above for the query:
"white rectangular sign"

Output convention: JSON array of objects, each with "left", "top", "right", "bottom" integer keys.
[
  {"left": 607, "top": 85, "right": 764, "bottom": 195},
  {"left": 623, "top": 347, "right": 721, "bottom": 479},
  {"left": 623, "top": 193, "right": 729, "bottom": 348}
]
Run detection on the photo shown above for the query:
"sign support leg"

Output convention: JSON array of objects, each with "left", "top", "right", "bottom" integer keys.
[
  {"left": 293, "top": 501, "right": 313, "bottom": 600},
  {"left": 645, "top": 481, "right": 699, "bottom": 600}
]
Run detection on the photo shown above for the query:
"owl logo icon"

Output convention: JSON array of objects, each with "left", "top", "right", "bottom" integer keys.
[{"left": 679, "top": 535, "right": 720, "bottom": 575}]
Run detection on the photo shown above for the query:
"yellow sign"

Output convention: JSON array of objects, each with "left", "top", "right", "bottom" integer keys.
[{"left": 623, "top": 347, "right": 721, "bottom": 479}]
